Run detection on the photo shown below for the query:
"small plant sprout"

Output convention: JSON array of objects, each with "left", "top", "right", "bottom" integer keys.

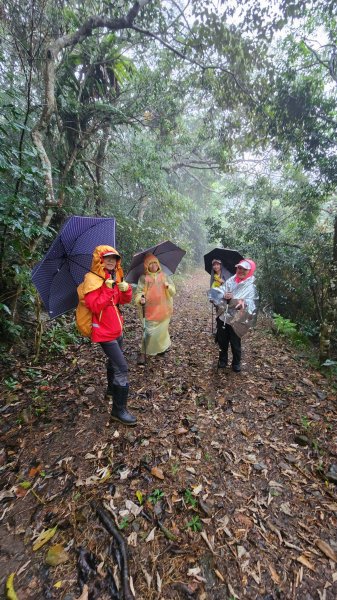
[
  {"left": 186, "top": 515, "right": 202, "bottom": 532},
  {"left": 5, "top": 377, "right": 19, "bottom": 390},
  {"left": 119, "top": 517, "right": 129, "bottom": 530},
  {"left": 148, "top": 489, "right": 164, "bottom": 504},
  {"left": 184, "top": 488, "right": 198, "bottom": 509},
  {"left": 300, "top": 415, "right": 311, "bottom": 430}
]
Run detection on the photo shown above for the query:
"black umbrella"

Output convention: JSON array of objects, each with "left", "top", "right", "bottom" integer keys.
[
  {"left": 126, "top": 240, "right": 186, "bottom": 284},
  {"left": 204, "top": 248, "right": 243, "bottom": 276}
]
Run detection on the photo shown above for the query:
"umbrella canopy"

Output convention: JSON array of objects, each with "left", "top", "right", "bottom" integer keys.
[
  {"left": 204, "top": 247, "right": 243, "bottom": 276},
  {"left": 32, "top": 215, "right": 116, "bottom": 318},
  {"left": 125, "top": 240, "right": 186, "bottom": 284}
]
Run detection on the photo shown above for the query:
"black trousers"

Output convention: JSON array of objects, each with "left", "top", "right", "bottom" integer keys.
[
  {"left": 100, "top": 336, "right": 128, "bottom": 388},
  {"left": 216, "top": 317, "right": 241, "bottom": 366}
]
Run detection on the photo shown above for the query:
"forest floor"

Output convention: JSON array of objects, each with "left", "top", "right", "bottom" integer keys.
[{"left": 1, "top": 270, "right": 337, "bottom": 600}]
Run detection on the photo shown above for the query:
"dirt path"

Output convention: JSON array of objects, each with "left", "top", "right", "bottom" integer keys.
[{"left": 1, "top": 270, "right": 337, "bottom": 600}]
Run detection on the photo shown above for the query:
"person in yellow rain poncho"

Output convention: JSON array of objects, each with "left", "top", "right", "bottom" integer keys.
[
  {"left": 210, "top": 258, "right": 231, "bottom": 288},
  {"left": 134, "top": 254, "right": 176, "bottom": 365}
]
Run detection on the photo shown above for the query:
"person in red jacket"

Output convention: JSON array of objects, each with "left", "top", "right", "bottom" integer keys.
[{"left": 83, "top": 245, "right": 136, "bottom": 426}]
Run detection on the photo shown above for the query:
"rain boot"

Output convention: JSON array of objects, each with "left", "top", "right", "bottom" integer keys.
[{"left": 111, "top": 384, "right": 137, "bottom": 426}]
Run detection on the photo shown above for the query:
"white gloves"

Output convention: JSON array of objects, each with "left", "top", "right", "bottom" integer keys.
[
  {"left": 117, "top": 281, "right": 129, "bottom": 292},
  {"left": 105, "top": 278, "right": 115, "bottom": 289}
]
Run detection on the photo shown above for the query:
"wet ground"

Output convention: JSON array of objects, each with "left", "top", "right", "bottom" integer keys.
[{"left": 1, "top": 271, "right": 337, "bottom": 599}]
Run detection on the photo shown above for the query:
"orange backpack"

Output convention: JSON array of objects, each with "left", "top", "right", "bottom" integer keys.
[
  {"left": 75, "top": 281, "right": 93, "bottom": 337},
  {"left": 75, "top": 263, "right": 123, "bottom": 337}
]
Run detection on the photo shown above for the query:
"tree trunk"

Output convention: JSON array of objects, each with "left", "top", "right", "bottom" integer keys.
[
  {"left": 94, "top": 124, "right": 111, "bottom": 215},
  {"left": 30, "top": 0, "right": 151, "bottom": 250},
  {"left": 319, "top": 214, "right": 337, "bottom": 362}
]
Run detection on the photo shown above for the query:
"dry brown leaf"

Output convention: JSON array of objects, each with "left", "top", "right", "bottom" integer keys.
[
  {"left": 186, "top": 467, "right": 196, "bottom": 474},
  {"left": 192, "top": 484, "right": 202, "bottom": 496},
  {"left": 249, "top": 570, "right": 260, "bottom": 585},
  {"left": 45, "top": 544, "right": 69, "bottom": 566},
  {"left": 120, "top": 468, "right": 130, "bottom": 480},
  {"left": 268, "top": 563, "right": 281, "bottom": 584},
  {"left": 188, "top": 567, "right": 201, "bottom": 577},
  {"left": 237, "top": 545, "right": 246, "bottom": 559},
  {"left": 175, "top": 427, "right": 188, "bottom": 435},
  {"left": 228, "top": 582, "right": 240, "bottom": 599},
  {"left": 156, "top": 571, "right": 162, "bottom": 593},
  {"left": 301, "top": 377, "right": 313, "bottom": 386},
  {"left": 141, "top": 567, "right": 152, "bottom": 589},
  {"left": 296, "top": 555, "right": 316, "bottom": 571},
  {"left": 150, "top": 466, "right": 164, "bottom": 480},
  {"left": 14, "top": 486, "right": 28, "bottom": 498},
  {"left": 145, "top": 527, "right": 156, "bottom": 542},
  {"left": 127, "top": 532, "right": 138, "bottom": 547},
  {"left": 75, "top": 584, "right": 89, "bottom": 600},
  {"left": 280, "top": 502, "right": 293, "bottom": 516},
  {"left": 28, "top": 465, "right": 42, "bottom": 478},
  {"left": 200, "top": 530, "right": 215, "bottom": 554},
  {"left": 234, "top": 513, "right": 253, "bottom": 529},
  {"left": 130, "top": 575, "right": 136, "bottom": 598},
  {"left": 0, "top": 489, "right": 15, "bottom": 502},
  {"left": 315, "top": 539, "right": 337, "bottom": 562}
]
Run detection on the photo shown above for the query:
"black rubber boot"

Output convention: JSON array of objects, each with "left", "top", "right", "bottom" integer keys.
[
  {"left": 111, "top": 384, "right": 137, "bottom": 426},
  {"left": 232, "top": 363, "right": 241, "bottom": 372}
]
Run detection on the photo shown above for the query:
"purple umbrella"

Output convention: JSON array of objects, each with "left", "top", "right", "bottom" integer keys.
[
  {"left": 32, "top": 215, "right": 116, "bottom": 318},
  {"left": 125, "top": 240, "right": 186, "bottom": 284}
]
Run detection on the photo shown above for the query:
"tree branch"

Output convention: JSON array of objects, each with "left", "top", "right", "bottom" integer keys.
[
  {"left": 130, "top": 24, "right": 256, "bottom": 102},
  {"left": 31, "top": 0, "right": 151, "bottom": 238}
]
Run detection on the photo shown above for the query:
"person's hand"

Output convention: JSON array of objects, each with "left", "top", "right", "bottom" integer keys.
[
  {"left": 224, "top": 292, "right": 233, "bottom": 300},
  {"left": 140, "top": 295, "right": 146, "bottom": 305},
  {"left": 117, "top": 281, "right": 129, "bottom": 292},
  {"left": 164, "top": 282, "right": 170, "bottom": 289},
  {"left": 219, "top": 278, "right": 224, "bottom": 285},
  {"left": 105, "top": 278, "right": 115, "bottom": 289},
  {"left": 235, "top": 299, "right": 245, "bottom": 310}
]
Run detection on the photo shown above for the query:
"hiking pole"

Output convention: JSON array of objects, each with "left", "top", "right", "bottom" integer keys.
[
  {"left": 211, "top": 303, "right": 214, "bottom": 334},
  {"left": 141, "top": 296, "right": 147, "bottom": 365},
  {"left": 222, "top": 279, "right": 232, "bottom": 327}
]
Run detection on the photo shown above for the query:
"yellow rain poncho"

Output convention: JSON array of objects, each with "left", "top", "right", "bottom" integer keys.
[{"left": 134, "top": 254, "right": 176, "bottom": 355}]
